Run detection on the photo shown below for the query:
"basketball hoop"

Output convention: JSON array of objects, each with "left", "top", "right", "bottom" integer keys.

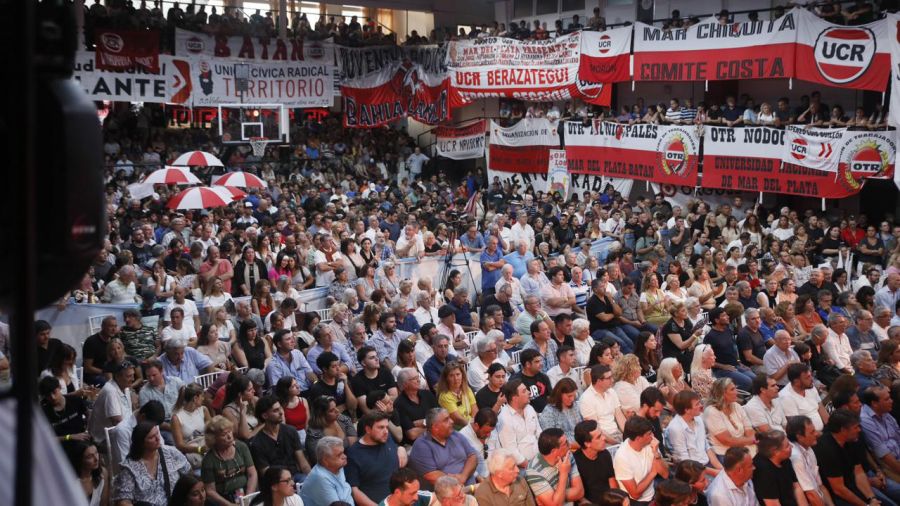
[{"left": 249, "top": 137, "right": 268, "bottom": 158}]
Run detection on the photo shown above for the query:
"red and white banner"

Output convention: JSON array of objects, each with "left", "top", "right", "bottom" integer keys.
[
  {"left": 782, "top": 125, "right": 845, "bottom": 172},
  {"left": 73, "top": 51, "right": 191, "bottom": 104},
  {"left": 486, "top": 170, "right": 633, "bottom": 200},
  {"left": 435, "top": 121, "right": 486, "bottom": 160},
  {"left": 795, "top": 9, "right": 890, "bottom": 91},
  {"left": 488, "top": 119, "right": 559, "bottom": 174},
  {"left": 565, "top": 121, "right": 700, "bottom": 186},
  {"left": 447, "top": 33, "right": 606, "bottom": 103},
  {"left": 341, "top": 63, "right": 450, "bottom": 128},
  {"left": 189, "top": 57, "right": 333, "bottom": 108},
  {"left": 704, "top": 125, "right": 893, "bottom": 198},
  {"left": 632, "top": 11, "right": 796, "bottom": 81},
  {"left": 579, "top": 27, "right": 632, "bottom": 83},
  {"left": 888, "top": 13, "right": 900, "bottom": 127},
  {"left": 95, "top": 29, "right": 161, "bottom": 73},
  {"left": 175, "top": 29, "right": 333, "bottom": 63}
]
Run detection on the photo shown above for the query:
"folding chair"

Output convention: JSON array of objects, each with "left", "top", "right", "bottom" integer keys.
[
  {"left": 88, "top": 314, "right": 115, "bottom": 336},
  {"left": 240, "top": 492, "right": 259, "bottom": 506},
  {"left": 105, "top": 425, "right": 120, "bottom": 479},
  {"left": 194, "top": 372, "right": 221, "bottom": 389}
]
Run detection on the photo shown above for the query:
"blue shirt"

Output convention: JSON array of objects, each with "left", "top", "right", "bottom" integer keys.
[
  {"left": 159, "top": 348, "right": 213, "bottom": 384},
  {"left": 705, "top": 327, "right": 741, "bottom": 368},
  {"left": 300, "top": 464, "right": 354, "bottom": 506},
  {"left": 266, "top": 350, "right": 314, "bottom": 390},
  {"left": 306, "top": 343, "right": 354, "bottom": 376},
  {"left": 759, "top": 321, "right": 784, "bottom": 343},
  {"left": 370, "top": 329, "right": 413, "bottom": 364},
  {"left": 861, "top": 404, "right": 900, "bottom": 460},
  {"left": 448, "top": 301, "right": 473, "bottom": 327},
  {"left": 397, "top": 313, "right": 421, "bottom": 334},
  {"left": 379, "top": 220, "right": 402, "bottom": 242},
  {"left": 423, "top": 354, "right": 457, "bottom": 390},
  {"left": 504, "top": 251, "right": 534, "bottom": 278},
  {"left": 409, "top": 432, "right": 478, "bottom": 488},
  {"left": 345, "top": 438, "right": 400, "bottom": 503},
  {"left": 523, "top": 339, "right": 558, "bottom": 373},
  {"left": 481, "top": 248, "right": 504, "bottom": 292},
  {"left": 459, "top": 233, "right": 485, "bottom": 251}
]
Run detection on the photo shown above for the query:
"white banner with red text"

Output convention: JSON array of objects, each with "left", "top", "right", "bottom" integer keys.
[
  {"left": 579, "top": 27, "right": 632, "bottom": 83},
  {"left": 632, "top": 11, "right": 797, "bottom": 82},
  {"left": 565, "top": 121, "right": 701, "bottom": 187},
  {"left": 487, "top": 119, "right": 560, "bottom": 174},
  {"left": 188, "top": 57, "right": 334, "bottom": 108},
  {"left": 435, "top": 121, "right": 486, "bottom": 160},
  {"left": 888, "top": 13, "right": 900, "bottom": 127},
  {"left": 794, "top": 8, "right": 890, "bottom": 92},
  {"left": 782, "top": 125, "right": 846, "bottom": 172},
  {"left": 486, "top": 168, "right": 634, "bottom": 201},
  {"left": 547, "top": 149, "right": 570, "bottom": 200},
  {"left": 73, "top": 51, "right": 192, "bottom": 104},
  {"left": 175, "top": 29, "right": 334, "bottom": 63}
]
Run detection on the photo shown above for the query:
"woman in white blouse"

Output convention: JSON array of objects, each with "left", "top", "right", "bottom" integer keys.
[
  {"left": 703, "top": 378, "right": 757, "bottom": 460},
  {"left": 612, "top": 354, "right": 652, "bottom": 414},
  {"left": 571, "top": 318, "right": 595, "bottom": 367},
  {"left": 663, "top": 274, "right": 688, "bottom": 310}
]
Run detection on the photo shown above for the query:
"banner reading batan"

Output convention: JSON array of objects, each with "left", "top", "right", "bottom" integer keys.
[
  {"left": 435, "top": 121, "right": 486, "bottom": 160},
  {"left": 488, "top": 119, "right": 559, "bottom": 174},
  {"left": 175, "top": 28, "right": 333, "bottom": 63},
  {"left": 704, "top": 125, "right": 894, "bottom": 197},
  {"left": 189, "top": 57, "right": 333, "bottom": 108},
  {"left": 565, "top": 121, "right": 700, "bottom": 186},
  {"left": 73, "top": 51, "right": 192, "bottom": 104},
  {"left": 633, "top": 11, "right": 797, "bottom": 81},
  {"left": 447, "top": 33, "right": 606, "bottom": 103},
  {"left": 795, "top": 9, "right": 890, "bottom": 91},
  {"left": 579, "top": 27, "right": 632, "bottom": 83},
  {"left": 887, "top": 12, "right": 900, "bottom": 127}
]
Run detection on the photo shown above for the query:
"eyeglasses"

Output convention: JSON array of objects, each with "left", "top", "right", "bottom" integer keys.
[{"left": 277, "top": 479, "right": 295, "bottom": 484}]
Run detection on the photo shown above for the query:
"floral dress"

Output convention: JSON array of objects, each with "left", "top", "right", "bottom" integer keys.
[{"left": 113, "top": 445, "right": 191, "bottom": 506}]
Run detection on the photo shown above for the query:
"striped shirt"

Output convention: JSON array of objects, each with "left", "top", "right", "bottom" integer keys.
[{"left": 526, "top": 453, "right": 580, "bottom": 505}]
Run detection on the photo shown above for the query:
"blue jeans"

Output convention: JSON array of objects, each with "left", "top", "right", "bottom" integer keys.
[
  {"left": 871, "top": 473, "right": 900, "bottom": 506},
  {"left": 620, "top": 323, "right": 658, "bottom": 342},
  {"left": 592, "top": 327, "right": 634, "bottom": 354},
  {"left": 712, "top": 366, "right": 756, "bottom": 391}
]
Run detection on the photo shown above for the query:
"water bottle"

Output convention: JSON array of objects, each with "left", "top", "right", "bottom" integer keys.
[
  {"left": 336, "top": 380, "right": 345, "bottom": 397},
  {"left": 234, "top": 488, "right": 244, "bottom": 502}
]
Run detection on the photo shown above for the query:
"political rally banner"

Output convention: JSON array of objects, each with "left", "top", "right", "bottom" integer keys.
[
  {"left": 795, "top": 8, "right": 890, "bottom": 91},
  {"left": 565, "top": 121, "right": 700, "bottom": 186},
  {"left": 73, "top": 51, "right": 192, "bottom": 104},
  {"left": 547, "top": 150, "right": 570, "bottom": 200},
  {"left": 579, "top": 27, "right": 632, "bottom": 83},
  {"left": 175, "top": 28, "right": 333, "bottom": 63},
  {"left": 703, "top": 125, "right": 893, "bottom": 198},
  {"left": 782, "top": 125, "right": 845, "bottom": 172},
  {"left": 888, "top": 13, "right": 900, "bottom": 127},
  {"left": 447, "top": 33, "right": 606, "bottom": 103},
  {"left": 632, "top": 11, "right": 796, "bottom": 81},
  {"left": 488, "top": 119, "right": 560, "bottom": 174},
  {"left": 95, "top": 29, "right": 161, "bottom": 73},
  {"left": 652, "top": 183, "right": 758, "bottom": 211},
  {"left": 336, "top": 44, "right": 448, "bottom": 82},
  {"left": 341, "top": 62, "right": 450, "bottom": 128},
  {"left": 435, "top": 120, "right": 486, "bottom": 160},
  {"left": 486, "top": 168, "right": 633, "bottom": 200},
  {"left": 189, "top": 57, "right": 333, "bottom": 108}
]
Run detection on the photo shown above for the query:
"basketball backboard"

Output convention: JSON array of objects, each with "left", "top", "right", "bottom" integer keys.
[{"left": 217, "top": 103, "right": 289, "bottom": 145}]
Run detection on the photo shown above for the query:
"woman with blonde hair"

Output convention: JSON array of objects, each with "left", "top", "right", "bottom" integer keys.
[
  {"left": 201, "top": 416, "right": 258, "bottom": 504},
  {"left": 663, "top": 274, "right": 689, "bottom": 310},
  {"left": 171, "top": 383, "right": 212, "bottom": 469},
  {"left": 640, "top": 274, "right": 669, "bottom": 327},
  {"left": 690, "top": 344, "right": 716, "bottom": 400},
  {"left": 612, "top": 354, "right": 652, "bottom": 414},
  {"left": 687, "top": 268, "right": 719, "bottom": 311},
  {"left": 656, "top": 357, "right": 689, "bottom": 407},
  {"left": 703, "top": 378, "right": 756, "bottom": 460},
  {"left": 436, "top": 361, "right": 477, "bottom": 430}
]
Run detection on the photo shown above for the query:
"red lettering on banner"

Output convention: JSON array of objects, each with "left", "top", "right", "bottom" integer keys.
[
  {"left": 273, "top": 40, "right": 287, "bottom": 61},
  {"left": 457, "top": 72, "right": 481, "bottom": 86},
  {"left": 238, "top": 36, "right": 255, "bottom": 59},
  {"left": 214, "top": 35, "right": 230, "bottom": 58}
]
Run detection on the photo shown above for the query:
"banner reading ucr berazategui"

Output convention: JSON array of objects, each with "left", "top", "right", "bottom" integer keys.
[
  {"left": 435, "top": 121, "right": 485, "bottom": 160},
  {"left": 565, "top": 121, "right": 700, "bottom": 187}
]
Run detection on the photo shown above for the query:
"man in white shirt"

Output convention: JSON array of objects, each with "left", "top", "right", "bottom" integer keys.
[
  {"left": 787, "top": 415, "right": 836, "bottom": 506},
  {"left": 163, "top": 286, "right": 201, "bottom": 331},
  {"left": 546, "top": 345, "right": 581, "bottom": 390},
  {"left": 744, "top": 374, "right": 787, "bottom": 433},
  {"left": 496, "top": 378, "right": 542, "bottom": 468},
  {"left": 467, "top": 336, "right": 499, "bottom": 391},
  {"left": 613, "top": 416, "right": 669, "bottom": 504},
  {"left": 823, "top": 315, "right": 854, "bottom": 374},
  {"left": 102, "top": 265, "right": 141, "bottom": 304},
  {"left": 763, "top": 330, "right": 801, "bottom": 387},
  {"left": 314, "top": 234, "right": 343, "bottom": 288},
  {"left": 405, "top": 147, "right": 429, "bottom": 181},
  {"left": 509, "top": 211, "right": 535, "bottom": 252},
  {"left": 707, "top": 447, "right": 758, "bottom": 506},
  {"left": 89, "top": 361, "right": 136, "bottom": 443},
  {"left": 579, "top": 364, "right": 626, "bottom": 444},
  {"left": 778, "top": 363, "right": 829, "bottom": 431},
  {"left": 395, "top": 224, "right": 425, "bottom": 260},
  {"left": 665, "top": 390, "right": 722, "bottom": 475},
  {"left": 413, "top": 291, "right": 439, "bottom": 327}
]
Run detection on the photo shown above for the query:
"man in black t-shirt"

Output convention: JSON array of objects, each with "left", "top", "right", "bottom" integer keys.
[
  {"left": 814, "top": 409, "right": 881, "bottom": 505},
  {"left": 82, "top": 315, "right": 119, "bottom": 385},
  {"left": 39, "top": 376, "right": 88, "bottom": 439},
  {"left": 585, "top": 275, "right": 634, "bottom": 354},
  {"left": 394, "top": 368, "right": 438, "bottom": 444},
  {"left": 510, "top": 349, "right": 550, "bottom": 413},
  {"left": 350, "top": 346, "right": 398, "bottom": 416},
  {"left": 249, "top": 396, "right": 311, "bottom": 479},
  {"left": 35, "top": 320, "right": 63, "bottom": 377},
  {"left": 345, "top": 411, "right": 403, "bottom": 504},
  {"left": 573, "top": 420, "right": 616, "bottom": 504},
  {"left": 753, "top": 430, "right": 802, "bottom": 506},
  {"left": 704, "top": 308, "right": 755, "bottom": 391}
]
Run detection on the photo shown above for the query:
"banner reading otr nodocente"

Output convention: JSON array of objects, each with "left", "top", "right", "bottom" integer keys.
[
  {"left": 189, "top": 58, "right": 333, "bottom": 108},
  {"left": 175, "top": 28, "right": 333, "bottom": 63},
  {"left": 488, "top": 119, "right": 559, "bottom": 174},
  {"left": 565, "top": 121, "right": 700, "bottom": 186},
  {"left": 702, "top": 125, "right": 894, "bottom": 198},
  {"left": 633, "top": 10, "right": 796, "bottom": 81},
  {"left": 74, "top": 51, "right": 192, "bottom": 104},
  {"left": 435, "top": 121, "right": 486, "bottom": 160}
]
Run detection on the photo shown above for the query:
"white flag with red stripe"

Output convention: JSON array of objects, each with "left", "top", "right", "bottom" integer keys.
[
  {"left": 782, "top": 125, "right": 845, "bottom": 172},
  {"left": 888, "top": 12, "right": 900, "bottom": 128}
]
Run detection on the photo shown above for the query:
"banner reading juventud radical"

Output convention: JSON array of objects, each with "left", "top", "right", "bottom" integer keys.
[
  {"left": 565, "top": 121, "right": 700, "bottom": 186},
  {"left": 435, "top": 121, "right": 485, "bottom": 160},
  {"left": 703, "top": 125, "right": 894, "bottom": 198},
  {"left": 633, "top": 10, "right": 796, "bottom": 81},
  {"left": 189, "top": 58, "right": 333, "bottom": 108}
]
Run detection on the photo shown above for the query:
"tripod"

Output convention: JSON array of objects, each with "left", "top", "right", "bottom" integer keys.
[{"left": 438, "top": 223, "right": 480, "bottom": 313}]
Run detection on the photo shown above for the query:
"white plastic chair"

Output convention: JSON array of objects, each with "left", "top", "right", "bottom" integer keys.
[
  {"left": 104, "top": 425, "right": 120, "bottom": 478},
  {"left": 240, "top": 492, "right": 259, "bottom": 506},
  {"left": 316, "top": 308, "right": 333, "bottom": 323},
  {"left": 509, "top": 350, "right": 522, "bottom": 365},
  {"left": 75, "top": 366, "right": 84, "bottom": 389},
  {"left": 194, "top": 372, "right": 221, "bottom": 389},
  {"left": 88, "top": 314, "right": 115, "bottom": 336}
]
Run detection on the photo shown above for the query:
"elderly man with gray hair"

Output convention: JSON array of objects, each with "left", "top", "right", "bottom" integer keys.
[
  {"left": 823, "top": 312, "right": 855, "bottom": 374},
  {"left": 851, "top": 349, "right": 879, "bottom": 393},
  {"left": 158, "top": 336, "right": 214, "bottom": 384},
  {"left": 413, "top": 290, "right": 440, "bottom": 327},
  {"left": 408, "top": 408, "right": 478, "bottom": 490},
  {"left": 468, "top": 335, "right": 500, "bottom": 391},
  {"left": 846, "top": 309, "right": 881, "bottom": 353},
  {"left": 431, "top": 475, "right": 478, "bottom": 505},
  {"left": 300, "top": 436, "right": 354, "bottom": 505},
  {"left": 474, "top": 448, "right": 535, "bottom": 505},
  {"left": 102, "top": 264, "right": 141, "bottom": 304}
]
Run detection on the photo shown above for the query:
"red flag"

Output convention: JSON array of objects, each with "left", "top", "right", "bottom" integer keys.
[{"left": 96, "top": 29, "right": 161, "bottom": 73}]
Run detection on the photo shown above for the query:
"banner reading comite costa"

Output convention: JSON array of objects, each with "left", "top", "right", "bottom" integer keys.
[
  {"left": 633, "top": 10, "right": 797, "bottom": 81},
  {"left": 565, "top": 121, "right": 700, "bottom": 186}
]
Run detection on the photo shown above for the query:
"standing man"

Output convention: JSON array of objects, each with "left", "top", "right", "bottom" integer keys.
[
  {"left": 406, "top": 147, "right": 429, "bottom": 181},
  {"left": 480, "top": 236, "right": 506, "bottom": 298}
]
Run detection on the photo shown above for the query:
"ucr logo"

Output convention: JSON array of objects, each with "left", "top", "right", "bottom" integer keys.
[
  {"left": 185, "top": 36, "right": 204, "bottom": 53},
  {"left": 790, "top": 138, "right": 809, "bottom": 161},
  {"left": 307, "top": 42, "right": 325, "bottom": 59},
  {"left": 597, "top": 35, "right": 612, "bottom": 54},
  {"left": 101, "top": 32, "right": 125, "bottom": 53},
  {"left": 814, "top": 26, "right": 877, "bottom": 84}
]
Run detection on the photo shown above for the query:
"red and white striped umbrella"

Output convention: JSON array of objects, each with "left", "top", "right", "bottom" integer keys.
[
  {"left": 213, "top": 171, "right": 268, "bottom": 188},
  {"left": 217, "top": 186, "right": 248, "bottom": 199},
  {"left": 171, "top": 151, "right": 224, "bottom": 167},
  {"left": 166, "top": 186, "right": 242, "bottom": 210},
  {"left": 143, "top": 166, "right": 201, "bottom": 185}
]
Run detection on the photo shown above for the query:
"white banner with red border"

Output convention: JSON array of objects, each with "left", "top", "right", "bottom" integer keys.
[
  {"left": 175, "top": 28, "right": 334, "bottom": 63},
  {"left": 579, "top": 27, "right": 632, "bottom": 83},
  {"left": 888, "top": 12, "right": 900, "bottom": 128},
  {"left": 73, "top": 51, "right": 192, "bottom": 104},
  {"left": 782, "top": 125, "right": 846, "bottom": 172},
  {"left": 188, "top": 57, "right": 334, "bottom": 108},
  {"left": 435, "top": 121, "right": 486, "bottom": 160},
  {"left": 488, "top": 118, "right": 560, "bottom": 175}
]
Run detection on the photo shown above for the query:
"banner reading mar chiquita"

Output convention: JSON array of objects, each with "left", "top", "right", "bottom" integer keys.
[
  {"left": 447, "top": 33, "right": 605, "bottom": 103},
  {"left": 782, "top": 125, "right": 846, "bottom": 172},
  {"left": 175, "top": 28, "right": 334, "bottom": 63},
  {"left": 74, "top": 51, "right": 192, "bottom": 104},
  {"left": 486, "top": 169, "right": 633, "bottom": 201},
  {"left": 565, "top": 121, "right": 700, "bottom": 186},
  {"left": 703, "top": 126, "right": 870, "bottom": 198},
  {"left": 579, "top": 27, "right": 632, "bottom": 83},
  {"left": 632, "top": 10, "right": 796, "bottom": 81},
  {"left": 795, "top": 8, "right": 890, "bottom": 91},
  {"left": 488, "top": 119, "right": 559, "bottom": 174},
  {"left": 435, "top": 121, "right": 485, "bottom": 160},
  {"left": 888, "top": 12, "right": 900, "bottom": 127},
  {"left": 188, "top": 57, "right": 333, "bottom": 108}
]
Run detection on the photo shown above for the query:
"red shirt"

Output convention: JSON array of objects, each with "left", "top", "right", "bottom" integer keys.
[{"left": 841, "top": 227, "right": 864, "bottom": 249}]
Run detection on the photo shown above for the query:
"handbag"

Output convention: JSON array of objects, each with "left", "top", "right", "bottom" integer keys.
[{"left": 132, "top": 448, "right": 171, "bottom": 506}]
